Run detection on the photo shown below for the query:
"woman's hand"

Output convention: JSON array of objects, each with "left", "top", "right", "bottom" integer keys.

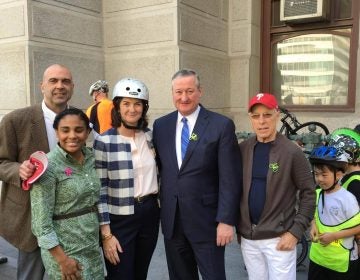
[
  {"left": 59, "top": 256, "right": 83, "bottom": 280},
  {"left": 49, "top": 245, "right": 83, "bottom": 280},
  {"left": 102, "top": 235, "right": 123, "bottom": 265}
]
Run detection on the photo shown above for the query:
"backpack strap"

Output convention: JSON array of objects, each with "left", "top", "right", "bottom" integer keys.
[{"left": 89, "top": 102, "right": 100, "bottom": 133}]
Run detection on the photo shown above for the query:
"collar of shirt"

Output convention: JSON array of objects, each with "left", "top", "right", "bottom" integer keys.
[
  {"left": 56, "top": 144, "right": 89, "bottom": 164},
  {"left": 41, "top": 100, "right": 70, "bottom": 119},
  {"left": 177, "top": 105, "right": 201, "bottom": 133},
  {"left": 42, "top": 100, "right": 58, "bottom": 150},
  {"left": 176, "top": 106, "right": 200, "bottom": 168},
  {"left": 42, "top": 100, "right": 57, "bottom": 122},
  {"left": 41, "top": 100, "right": 69, "bottom": 151}
]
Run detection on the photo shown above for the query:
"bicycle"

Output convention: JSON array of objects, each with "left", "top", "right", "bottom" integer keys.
[
  {"left": 296, "top": 233, "right": 310, "bottom": 269},
  {"left": 237, "top": 106, "right": 330, "bottom": 143},
  {"left": 278, "top": 107, "right": 330, "bottom": 154},
  {"left": 279, "top": 106, "right": 329, "bottom": 138}
]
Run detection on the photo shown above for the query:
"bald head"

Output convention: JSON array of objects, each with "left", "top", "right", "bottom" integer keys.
[
  {"left": 40, "top": 64, "right": 74, "bottom": 113},
  {"left": 42, "top": 64, "right": 73, "bottom": 82}
]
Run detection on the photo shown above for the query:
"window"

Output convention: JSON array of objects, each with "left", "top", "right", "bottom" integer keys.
[{"left": 261, "top": 0, "right": 359, "bottom": 111}]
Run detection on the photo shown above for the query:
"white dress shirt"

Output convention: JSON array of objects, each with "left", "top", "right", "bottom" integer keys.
[
  {"left": 41, "top": 100, "right": 58, "bottom": 150},
  {"left": 176, "top": 105, "right": 200, "bottom": 168}
]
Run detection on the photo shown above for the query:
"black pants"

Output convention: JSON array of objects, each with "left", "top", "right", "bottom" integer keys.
[
  {"left": 105, "top": 196, "right": 160, "bottom": 280},
  {"left": 308, "top": 259, "right": 359, "bottom": 280},
  {"left": 164, "top": 208, "right": 226, "bottom": 280}
]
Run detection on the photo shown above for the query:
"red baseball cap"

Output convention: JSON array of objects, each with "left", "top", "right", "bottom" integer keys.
[{"left": 248, "top": 93, "right": 278, "bottom": 112}]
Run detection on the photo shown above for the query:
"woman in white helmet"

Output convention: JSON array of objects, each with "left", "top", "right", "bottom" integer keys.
[{"left": 93, "top": 78, "right": 159, "bottom": 280}]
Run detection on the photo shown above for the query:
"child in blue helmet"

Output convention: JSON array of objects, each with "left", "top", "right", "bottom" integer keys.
[{"left": 308, "top": 145, "right": 360, "bottom": 280}]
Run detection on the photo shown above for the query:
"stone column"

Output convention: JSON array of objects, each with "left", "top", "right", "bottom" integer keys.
[
  {"left": 229, "top": 0, "right": 261, "bottom": 131},
  {"left": 103, "top": 0, "right": 177, "bottom": 121},
  {"left": 0, "top": 0, "right": 104, "bottom": 118}
]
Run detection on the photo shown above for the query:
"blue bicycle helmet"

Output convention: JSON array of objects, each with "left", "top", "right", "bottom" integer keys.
[{"left": 309, "top": 145, "right": 348, "bottom": 172}]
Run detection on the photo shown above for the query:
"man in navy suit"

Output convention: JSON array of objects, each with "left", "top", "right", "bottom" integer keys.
[{"left": 153, "top": 69, "right": 242, "bottom": 280}]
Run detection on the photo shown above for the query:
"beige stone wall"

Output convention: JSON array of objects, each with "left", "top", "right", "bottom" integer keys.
[
  {"left": 229, "top": 0, "right": 261, "bottom": 132},
  {"left": 28, "top": 0, "right": 104, "bottom": 110},
  {"left": 103, "top": 0, "right": 177, "bottom": 122},
  {"left": 178, "top": 0, "right": 230, "bottom": 114},
  {"left": 0, "top": 0, "right": 104, "bottom": 117},
  {"left": 0, "top": 1, "right": 27, "bottom": 115},
  {"left": 0, "top": 0, "right": 260, "bottom": 132},
  {"left": 0, "top": 0, "right": 359, "bottom": 133},
  {"left": 102, "top": 0, "right": 243, "bottom": 125},
  {"left": 0, "top": 46, "right": 27, "bottom": 112}
]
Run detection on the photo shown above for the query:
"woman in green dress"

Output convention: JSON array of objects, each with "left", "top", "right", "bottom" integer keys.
[{"left": 31, "top": 108, "right": 104, "bottom": 279}]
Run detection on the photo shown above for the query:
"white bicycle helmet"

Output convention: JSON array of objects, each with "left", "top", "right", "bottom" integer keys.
[
  {"left": 112, "top": 78, "right": 149, "bottom": 101},
  {"left": 89, "top": 80, "right": 109, "bottom": 96}
]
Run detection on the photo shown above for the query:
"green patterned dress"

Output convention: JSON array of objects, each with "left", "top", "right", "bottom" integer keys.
[{"left": 31, "top": 145, "right": 104, "bottom": 279}]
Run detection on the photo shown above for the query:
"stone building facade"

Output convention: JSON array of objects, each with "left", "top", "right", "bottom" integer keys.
[{"left": 0, "top": 0, "right": 359, "bottom": 132}]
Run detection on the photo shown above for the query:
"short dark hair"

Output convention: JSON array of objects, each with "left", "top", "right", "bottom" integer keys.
[
  {"left": 312, "top": 162, "right": 346, "bottom": 174},
  {"left": 53, "top": 108, "right": 90, "bottom": 130}
]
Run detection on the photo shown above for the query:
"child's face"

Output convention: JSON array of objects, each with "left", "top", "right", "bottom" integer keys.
[
  {"left": 55, "top": 114, "right": 89, "bottom": 157},
  {"left": 313, "top": 166, "right": 342, "bottom": 190}
]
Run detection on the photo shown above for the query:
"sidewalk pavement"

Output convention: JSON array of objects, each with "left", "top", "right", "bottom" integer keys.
[{"left": 0, "top": 234, "right": 309, "bottom": 279}]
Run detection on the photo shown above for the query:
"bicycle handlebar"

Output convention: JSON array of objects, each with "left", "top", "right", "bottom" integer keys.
[{"left": 279, "top": 106, "right": 301, "bottom": 128}]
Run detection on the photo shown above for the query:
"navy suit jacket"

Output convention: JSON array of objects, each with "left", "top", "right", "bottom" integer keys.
[{"left": 153, "top": 107, "right": 242, "bottom": 242}]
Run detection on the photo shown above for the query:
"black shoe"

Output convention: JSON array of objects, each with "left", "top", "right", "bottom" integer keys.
[{"left": 0, "top": 257, "right": 8, "bottom": 264}]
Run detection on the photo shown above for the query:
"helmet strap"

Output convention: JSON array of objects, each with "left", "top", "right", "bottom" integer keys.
[
  {"left": 324, "top": 170, "right": 339, "bottom": 193},
  {"left": 121, "top": 117, "right": 144, "bottom": 130},
  {"left": 324, "top": 181, "right": 338, "bottom": 193},
  {"left": 121, "top": 121, "right": 139, "bottom": 130},
  {"left": 321, "top": 172, "right": 339, "bottom": 214}
]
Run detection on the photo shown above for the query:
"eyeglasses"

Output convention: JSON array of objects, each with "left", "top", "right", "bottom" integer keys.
[{"left": 249, "top": 112, "right": 276, "bottom": 120}]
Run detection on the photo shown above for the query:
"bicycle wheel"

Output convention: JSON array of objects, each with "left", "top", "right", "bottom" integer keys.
[
  {"left": 287, "top": 121, "right": 329, "bottom": 137},
  {"left": 296, "top": 235, "right": 308, "bottom": 268}
]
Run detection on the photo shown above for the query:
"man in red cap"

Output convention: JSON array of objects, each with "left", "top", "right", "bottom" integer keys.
[{"left": 237, "top": 93, "right": 315, "bottom": 280}]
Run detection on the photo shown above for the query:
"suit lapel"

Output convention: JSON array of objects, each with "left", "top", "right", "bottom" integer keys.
[
  {"left": 180, "top": 107, "right": 209, "bottom": 170},
  {"left": 166, "top": 112, "right": 180, "bottom": 172},
  {"left": 30, "top": 105, "right": 50, "bottom": 153}
]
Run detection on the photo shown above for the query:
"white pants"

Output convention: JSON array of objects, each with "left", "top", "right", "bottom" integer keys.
[{"left": 241, "top": 236, "right": 296, "bottom": 280}]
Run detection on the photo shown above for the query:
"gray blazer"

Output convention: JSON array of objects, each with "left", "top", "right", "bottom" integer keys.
[{"left": 0, "top": 104, "right": 49, "bottom": 252}]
